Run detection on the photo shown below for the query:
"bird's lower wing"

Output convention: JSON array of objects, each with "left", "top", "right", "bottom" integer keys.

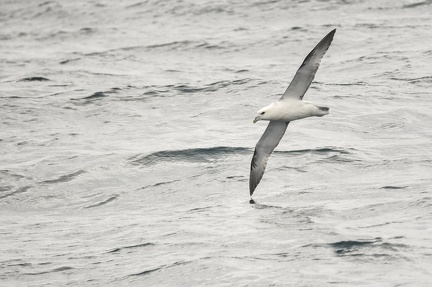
[{"left": 249, "top": 121, "right": 289, "bottom": 196}]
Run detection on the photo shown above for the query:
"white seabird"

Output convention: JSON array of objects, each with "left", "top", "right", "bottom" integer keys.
[{"left": 249, "top": 29, "right": 336, "bottom": 203}]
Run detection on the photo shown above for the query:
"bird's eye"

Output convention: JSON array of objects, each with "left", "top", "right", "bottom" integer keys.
[{"left": 260, "top": 112, "right": 265, "bottom": 115}]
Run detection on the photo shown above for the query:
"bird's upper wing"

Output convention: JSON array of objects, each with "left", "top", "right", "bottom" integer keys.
[
  {"left": 249, "top": 121, "right": 289, "bottom": 196},
  {"left": 280, "top": 29, "right": 336, "bottom": 101}
]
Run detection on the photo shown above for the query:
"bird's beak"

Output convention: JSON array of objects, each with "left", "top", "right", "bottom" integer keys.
[{"left": 253, "top": 116, "right": 260, "bottom": 123}]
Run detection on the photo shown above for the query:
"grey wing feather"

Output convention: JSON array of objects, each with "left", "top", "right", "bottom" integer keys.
[
  {"left": 249, "top": 121, "right": 289, "bottom": 196},
  {"left": 280, "top": 29, "right": 336, "bottom": 101}
]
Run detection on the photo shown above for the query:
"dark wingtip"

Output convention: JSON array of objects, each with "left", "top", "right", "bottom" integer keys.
[{"left": 326, "top": 28, "right": 336, "bottom": 40}]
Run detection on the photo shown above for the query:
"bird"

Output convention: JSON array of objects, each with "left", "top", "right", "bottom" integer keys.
[{"left": 249, "top": 29, "right": 336, "bottom": 204}]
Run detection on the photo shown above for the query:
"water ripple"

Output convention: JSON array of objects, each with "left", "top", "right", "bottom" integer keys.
[{"left": 130, "top": 146, "right": 249, "bottom": 166}]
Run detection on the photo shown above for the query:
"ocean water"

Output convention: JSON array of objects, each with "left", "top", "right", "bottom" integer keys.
[{"left": 1, "top": 0, "right": 432, "bottom": 286}]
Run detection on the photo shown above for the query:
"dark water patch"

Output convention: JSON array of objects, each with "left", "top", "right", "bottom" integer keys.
[
  {"left": 174, "top": 84, "right": 207, "bottom": 93},
  {"left": 226, "top": 176, "right": 243, "bottom": 179},
  {"left": 174, "top": 78, "right": 251, "bottom": 94},
  {"left": 153, "top": 180, "right": 181, "bottom": 187},
  {"left": 187, "top": 206, "right": 216, "bottom": 213},
  {"left": 130, "top": 267, "right": 160, "bottom": 276},
  {"left": 225, "top": 175, "right": 246, "bottom": 181},
  {"left": 323, "top": 81, "right": 369, "bottom": 86},
  {"left": 8, "top": 262, "right": 32, "bottom": 267},
  {"left": 84, "top": 195, "right": 119, "bottom": 209},
  {"left": 253, "top": 203, "right": 283, "bottom": 209},
  {"left": 142, "top": 88, "right": 171, "bottom": 97},
  {"left": 328, "top": 238, "right": 408, "bottom": 257},
  {"left": 129, "top": 261, "right": 190, "bottom": 277},
  {"left": 0, "top": 186, "right": 31, "bottom": 200},
  {"left": 146, "top": 40, "right": 196, "bottom": 50},
  {"left": 24, "top": 266, "right": 74, "bottom": 275},
  {"left": 274, "top": 146, "right": 353, "bottom": 156},
  {"left": 82, "top": 92, "right": 107, "bottom": 101},
  {"left": 7, "top": 261, "right": 51, "bottom": 267},
  {"left": 331, "top": 240, "right": 378, "bottom": 255},
  {"left": 121, "top": 79, "right": 252, "bottom": 100},
  {"left": 402, "top": 0, "right": 432, "bottom": 8},
  {"left": 0, "top": 185, "right": 13, "bottom": 193},
  {"left": 70, "top": 91, "right": 115, "bottom": 104},
  {"left": 60, "top": 57, "right": 81, "bottom": 64},
  {"left": 137, "top": 179, "right": 183, "bottom": 190},
  {"left": 79, "top": 27, "right": 96, "bottom": 34},
  {"left": 108, "top": 242, "right": 154, "bottom": 253},
  {"left": 130, "top": 146, "right": 249, "bottom": 166},
  {"left": 276, "top": 166, "right": 306, "bottom": 173},
  {"left": 143, "top": 40, "right": 234, "bottom": 52},
  {"left": 19, "top": 77, "right": 50, "bottom": 82},
  {"left": 195, "top": 41, "right": 230, "bottom": 50},
  {"left": 330, "top": 239, "right": 379, "bottom": 249},
  {"left": 322, "top": 154, "right": 360, "bottom": 163},
  {"left": 118, "top": 79, "right": 252, "bottom": 101},
  {"left": 71, "top": 40, "right": 226, "bottom": 57},
  {"left": 380, "top": 186, "right": 408, "bottom": 189},
  {"left": 40, "top": 170, "right": 85, "bottom": 185},
  {"left": 390, "top": 76, "right": 432, "bottom": 84}
]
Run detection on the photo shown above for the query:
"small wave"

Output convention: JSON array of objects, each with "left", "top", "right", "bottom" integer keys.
[
  {"left": 146, "top": 40, "right": 197, "bottom": 50},
  {"left": 70, "top": 92, "right": 108, "bottom": 104},
  {"left": 84, "top": 195, "right": 119, "bottom": 209},
  {"left": 323, "top": 81, "right": 369, "bottom": 86},
  {"left": 139, "top": 180, "right": 184, "bottom": 191},
  {"left": 130, "top": 146, "right": 249, "bottom": 166},
  {"left": 330, "top": 239, "right": 379, "bottom": 249},
  {"left": 25, "top": 266, "right": 74, "bottom": 276},
  {"left": 99, "top": 79, "right": 252, "bottom": 102},
  {"left": 59, "top": 58, "right": 80, "bottom": 64},
  {"left": 107, "top": 242, "right": 154, "bottom": 253},
  {"left": 88, "top": 40, "right": 235, "bottom": 55},
  {"left": 70, "top": 88, "right": 121, "bottom": 104},
  {"left": 0, "top": 185, "right": 13, "bottom": 193},
  {"left": 402, "top": 0, "right": 432, "bottom": 8},
  {"left": 41, "top": 170, "right": 85, "bottom": 185},
  {"left": 274, "top": 146, "right": 353, "bottom": 156},
  {"left": 0, "top": 186, "right": 31, "bottom": 200},
  {"left": 172, "top": 78, "right": 251, "bottom": 94},
  {"left": 19, "top": 77, "right": 50, "bottom": 82},
  {"left": 328, "top": 238, "right": 409, "bottom": 257},
  {"left": 380, "top": 186, "right": 408, "bottom": 190},
  {"left": 390, "top": 76, "right": 432, "bottom": 84},
  {"left": 153, "top": 180, "right": 181, "bottom": 187},
  {"left": 322, "top": 154, "right": 360, "bottom": 163},
  {"left": 129, "top": 261, "right": 190, "bottom": 277},
  {"left": 253, "top": 203, "right": 283, "bottom": 209}
]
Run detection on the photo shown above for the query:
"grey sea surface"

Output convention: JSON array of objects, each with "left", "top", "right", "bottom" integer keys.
[{"left": 1, "top": 0, "right": 432, "bottom": 286}]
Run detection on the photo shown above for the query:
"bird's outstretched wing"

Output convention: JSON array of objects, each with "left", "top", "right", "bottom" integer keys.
[
  {"left": 249, "top": 121, "right": 289, "bottom": 196},
  {"left": 280, "top": 29, "right": 336, "bottom": 101}
]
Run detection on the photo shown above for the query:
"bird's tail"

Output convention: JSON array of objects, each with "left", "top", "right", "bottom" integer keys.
[{"left": 315, "top": 106, "right": 330, "bottom": 117}]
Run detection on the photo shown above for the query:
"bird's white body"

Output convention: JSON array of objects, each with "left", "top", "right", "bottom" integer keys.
[{"left": 255, "top": 100, "right": 329, "bottom": 123}]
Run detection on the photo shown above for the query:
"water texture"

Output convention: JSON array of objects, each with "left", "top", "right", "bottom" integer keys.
[{"left": 1, "top": 0, "right": 432, "bottom": 286}]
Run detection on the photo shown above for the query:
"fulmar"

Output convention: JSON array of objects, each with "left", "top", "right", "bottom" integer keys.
[{"left": 249, "top": 29, "right": 336, "bottom": 204}]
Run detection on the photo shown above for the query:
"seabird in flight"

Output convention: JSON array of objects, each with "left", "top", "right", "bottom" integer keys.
[{"left": 249, "top": 29, "right": 336, "bottom": 204}]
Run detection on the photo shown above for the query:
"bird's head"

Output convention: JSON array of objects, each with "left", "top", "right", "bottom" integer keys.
[{"left": 253, "top": 103, "right": 273, "bottom": 123}]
